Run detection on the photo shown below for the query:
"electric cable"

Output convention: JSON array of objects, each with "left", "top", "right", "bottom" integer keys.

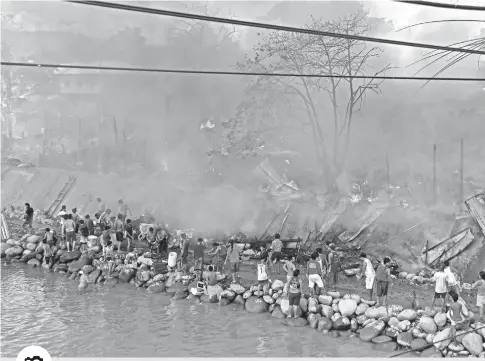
[
  {"left": 2, "top": 61, "right": 485, "bottom": 82},
  {"left": 392, "top": 0, "right": 485, "bottom": 11},
  {"left": 64, "top": 0, "right": 485, "bottom": 55}
]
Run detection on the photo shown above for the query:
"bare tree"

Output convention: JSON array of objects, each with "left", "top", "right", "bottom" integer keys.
[{"left": 236, "top": 9, "right": 390, "bottom": 186}]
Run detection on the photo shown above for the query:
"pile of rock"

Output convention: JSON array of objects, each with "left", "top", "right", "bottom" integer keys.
[{"left": 2, "top": 235, "right": 484, "bottom": 358}]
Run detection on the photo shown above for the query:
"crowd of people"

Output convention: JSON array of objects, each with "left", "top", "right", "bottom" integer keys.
[{"left": 19, "top": 201, "right": 485, "bottom": 323}]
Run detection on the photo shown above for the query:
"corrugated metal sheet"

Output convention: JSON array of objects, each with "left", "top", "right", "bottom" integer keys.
[
  {"left": 465, "top": 192, "right": 485, "bottom": 234},
  {"left": 338, "top": 203, "right": 388, "bottom": 243}
]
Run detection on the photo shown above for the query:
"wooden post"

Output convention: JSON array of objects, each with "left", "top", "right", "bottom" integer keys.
[
  {"left": 433, "top": 144, "right": 437, "bottom": 204},
  {"left": 113, "top": 116, "right": 118, "bottom": 146},
  {"left": 424, "top": 239, "right": 429, "bottom": 266},
  {"left": 386, "top": 152, "right": 390, "bottom": 188},
  {"left": 460, "top": 138, "right": 464, "bottom": 205}
]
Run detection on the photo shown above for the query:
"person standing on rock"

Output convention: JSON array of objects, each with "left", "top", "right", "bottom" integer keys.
[
  {"left": 64, "top": 214, "right": 77, "bottom": 252},
  {"left": 22, "top": 203, "right": 34, "bottom": 230},
  {"left": 225, "top": 239, "right": 242, "bottom": 284},
  {"left": 85, "top": 214, "right": 95, "bottom": 235},
  {"left": 124, "top": 219, "right": 134, "bottom": 253},
  {"left": 375, "top": 257, "right": 391, "bottom": 307},
  {"left": 114, "top": 214, "right": 124, "bottom": 251},
  {"left": 192, "top": 238, "right": 206, "bottom": 271},
  {"left": 256, "top": 257, "right": 270, "bottom": 298},
  {"left": 41, "top": 238, "right": 54, "bottom": 271},
  {"left": 328, "top": 245, "right": 340, "bottom": 291},
  {"left": 207, "top": 242, "right": 226, "bottom": 273},
  {"left": 307, "top": 252, "right": 325, "bottom": 296},
  {"left": 471, "top": 271, "right": 485, "bottom": 321},
  {"left": 446, "top": 290, "right": 469, "bottom": 344},
  {"left": 71, "top": 208, "right": 80, "bottom": 232},
  {"left": 360, "top": 253, "right": 376, "bottom": 301},
  {"left": 316, "top": 247, "right": 327, "bottom": 277},
  {"left": 284, "top": 269, "right": 303, "bottom": 318},
  {"left": 117, "top": 199, "right": 132, "bottom": 222},
  {"left": 205, "top": 265, "right": 223, "bottom": 302},
  {"left": 98, "top": 209, "right": 112, "bottom": 231},
  {"left": 79, "top": 220, "right": 90, "bottom": 253},
  {"left": 431, "top": 263, "right": 449, "bottom": 312},
  {"left": 270, "top": 233, "right": 284, "bottom": 275},
  {"left": 283, "top": 256, "right": 296, "bottom": 283},
  {"left": 444, "top": 260, "right": 460, "bottom": 299},
  {"left": 178, "top": 233, "right": 190, "bottom": 271}
]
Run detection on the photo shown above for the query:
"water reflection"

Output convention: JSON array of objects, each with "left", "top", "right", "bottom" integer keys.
[{"left": 1, "top": 264, "right": 387, "bottom": 357}]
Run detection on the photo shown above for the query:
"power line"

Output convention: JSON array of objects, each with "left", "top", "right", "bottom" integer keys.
[
  {"left": 65, "top": 0, "right": 485, "bottom": 56},
  {"left": 393, "top": 0, "right": 485, "bottom": 11},
  {"left": 2, "top": 61, "right": 485, "bottom": 82}
]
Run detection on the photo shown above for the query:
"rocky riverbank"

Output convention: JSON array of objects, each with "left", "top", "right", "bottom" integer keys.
[{"left": 2, "top": 234, "right": 485, "bottom": 358}]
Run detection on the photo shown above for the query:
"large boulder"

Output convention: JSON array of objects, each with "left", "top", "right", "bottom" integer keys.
[
  {"left": 245, "top": 296, "right": 269, "bottom": 313},
  {"left": 397, "top": 309, "right": 417, "bottom": 322},
  {"left": 230, "top": 283, "right": 246, "bottom": 295},
  {"left": 307, "top": 313, "right": 321, "bottom": 329},
  {"left": 461, "top": 333, "right": 483, "bottom": 356},
  {"left": 27, "top": 258, "right": 41, "bottom": 267},
  {"left": 388, "top": 305, "right": 404, "bottom": 317},
  {"left": 87, "top": 269, "right": 101, "bottom": 283},
  {"left": 299, "top": 297, "right": 308, "bottom": 313},
  {"left": 356, "top": 303, "right": 369, "bottom": 316},
  {"left": 333, "top": 317, "right": 351, "bottom": 331},
  {"left": 59, "top": 250, "right": 82, "bottom": 263},
  {"left": 360, "top": 320, "right": 386, "bottom": 342},
  {"left": 397, "top": 331, "right": 414, "bottom": 347},
  {"left": 146, "top": 282, "right": 166, "bottom": 293},
  {"left": 1, "top": 243, "right": 12, "bottom": 257},
  {"left": 433, "top": 328, "right": 452, "bottom": 351},
  {"left": 365, "top": 306, "right": 388, "bottom": 319},
  {"left": 271, "top": 306, "right": 286, "bottom": 319},
  {"left": 433, "top": 313, "right": 447, "bottom": 328},
  {"left": 308, "top": 297, "right": 320, "bottom": 313},
  {"left": 5, "top": 246, "right": 23, "bottom": 257},
  {"left": 81, "top": 265, "right": 94, "bottom": 274},
  {"left": 119, "top": 268, "right": 135, "bottom": 283},
  {"left": 27, "top": 235, "right": 41, "bottom": 243},
  {"left": 20, "top": 252, "right": 38, "bottom": 263},
  {"left": 372, "top": 335, "right": 393, "bottom": 344},
  {"left": 419, "top": 316, "right": 437, "bottom": 334},
  {"left": 317, "top": 317, "right": 333, "bottom": 332},
  {"left": 221, "top": 289, "right": 236, "bottom": 301},
  {"left": 282, "top": 317, "right": 308, "bottom": 327},
  {"left": 68, "top": 255, "right": 91, "bottom": 273},
  {"left": 318, "top": 295, "right": 333, "bottom": 305},
  {"left": 321, "top": 305, "right": 333, "bottom": 318},
  {"left": 25, "top": 243, "right": 37, "bottom": 251},
  {"left": 338, "top": 299, "right": 357, "bottom": 317},
  {"left": 411, "top": 338, "right": 430, "bottom": 350},
  {"left": 271, "top": 279, "right": 285, "bottom": 291},
  {"left": 234, "top": 295, "right": 245, "bottom": 305},
  {"left": 474, "top": 322, "right": 485, "bottom": 339}
]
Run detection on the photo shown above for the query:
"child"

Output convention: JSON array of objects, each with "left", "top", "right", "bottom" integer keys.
[
  {"left": 471, "top": 271, "right": 485, "bottom": 321},
  {"left": 43, "top": 228, "right": 55, "bottom": 245},
  {"left": 103, "top": 240, "right": 115, "bottom": 278},
  {"left": 446, "top": 290, "right": 469, "bottom": 343},
  {"left": 124, "top": 218, "right": 134, "bottom": 252},
  {"left": 307, "top": 252, "right": 325, "bottom": 296},
  {"left": 256, "top": 258, "right": 270, "bottom": 298},
  {"left": 78, "top": 270, "right": 88, "bottom": 293},
  {"left": 41, "top": 239, "right": 54, "bottom": 271},
  {"left": 79, "top": 219, "right": 89, "bottom": 253}
]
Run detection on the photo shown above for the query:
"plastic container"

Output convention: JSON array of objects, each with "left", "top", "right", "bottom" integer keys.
[{"left": 168, "top": 252, "right": 177, "bottom": 268}]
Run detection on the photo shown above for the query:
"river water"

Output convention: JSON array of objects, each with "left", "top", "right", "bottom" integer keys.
[{"left": 1, "top": 264, "right": 388, "bottom": 357}]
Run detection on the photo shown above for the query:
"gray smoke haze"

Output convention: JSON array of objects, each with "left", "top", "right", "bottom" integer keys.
[{"left": 1, "top": 1, "right": 484, "bottom": 237}]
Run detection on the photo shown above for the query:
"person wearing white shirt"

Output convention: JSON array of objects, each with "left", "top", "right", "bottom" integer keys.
[
  {"left": 444, "top": 260, "right": 459, "bottom": 294},
  {"left": 256, "top": 259, "right": 270, "bottom": 298},
  {"left": 360, "top": 253, "right": 376, "bottom": 300},
  {"left": 432, "top": 263, "right": 449, "bottom": 312}
]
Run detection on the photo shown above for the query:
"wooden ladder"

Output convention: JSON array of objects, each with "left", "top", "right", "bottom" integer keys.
[{"left": 46, "top": 176, "right": 78, "bottom": 217}]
